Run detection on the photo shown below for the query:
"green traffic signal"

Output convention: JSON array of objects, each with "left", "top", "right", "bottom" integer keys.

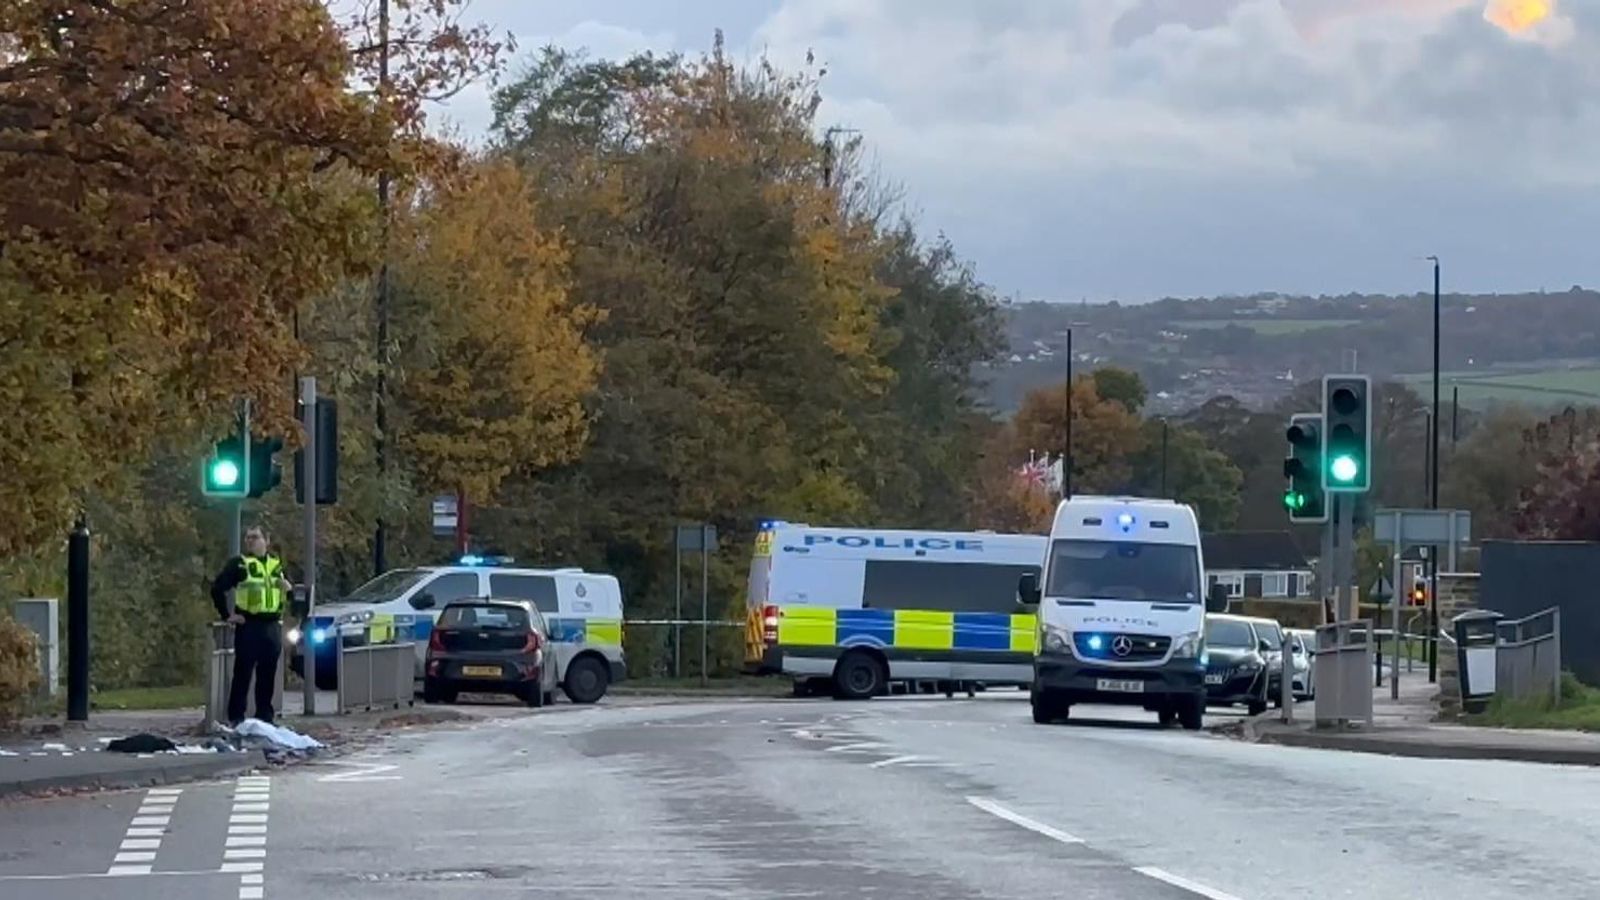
[
  {"left": 1283, "top": 489, "right": 1307, "bottom": 512},
  {"left": 211, "top": 458, "right": 241, "bottom": 488},
  {"left": 201, "top": 434, "right": 249, "bottom": 498},
  {"left": 1329, "top": 453, "right": 1360, "bottom": 484}
]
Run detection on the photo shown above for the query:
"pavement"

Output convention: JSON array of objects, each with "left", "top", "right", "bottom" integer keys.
[
  {"left": 5, "top": 692, "right": 1600, "bottom": 899},
  {"left": 0, "top": 692, "right": 525, "bottom": 800},
  {"left": 1239, "top": 668, "right": 1600, "bottom": 766}
]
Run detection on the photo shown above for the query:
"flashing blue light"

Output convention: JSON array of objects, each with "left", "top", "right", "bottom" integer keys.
[
  {"left": 460, "top": 554, "right": 485, "bottom": 566},
  {"left": 1086, "top": 634, "right": 1105, "bottom": 652},
  {"left": 311, "top": 628, "right": 328, "bottom": 645},
  {"left": 1116, "top": 512, "right": 1135, "bottom": 531}
]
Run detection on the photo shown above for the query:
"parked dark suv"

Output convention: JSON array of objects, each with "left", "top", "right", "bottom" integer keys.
[
  {"left": 424, "top": 599, "right": 559, "bottom": 707},
  {"left": 1203, "top": 614, "right": 1270, "bottom": 716}
]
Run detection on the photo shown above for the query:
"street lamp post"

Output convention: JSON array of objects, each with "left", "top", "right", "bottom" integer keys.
[{"left": 1427, "top": 255, "right": 1441, "bottom": 683}]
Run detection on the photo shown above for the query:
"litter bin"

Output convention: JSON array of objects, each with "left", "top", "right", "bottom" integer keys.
[{"left": 1454, "top": 610, "right": 1502, "bottom": 715}]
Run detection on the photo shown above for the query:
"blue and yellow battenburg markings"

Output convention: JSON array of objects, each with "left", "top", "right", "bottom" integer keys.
[
  {"left": 305, "top": 614, "right": 620, "bottom": 647},
  {"left": 544, "top": 617, "right": 622, "bottom": 647},
  {"left": 775, "top": 607, "right": 1037, "bottom": 654}
]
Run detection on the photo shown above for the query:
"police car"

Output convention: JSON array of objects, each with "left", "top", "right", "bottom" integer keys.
[{"left": 288, "top": 556, "right": 626, "bottom": 704}]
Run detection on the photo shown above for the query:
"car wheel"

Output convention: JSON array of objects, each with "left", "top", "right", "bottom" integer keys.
[
  {"left": 1247, "top": 698, "right": 1268, "bottom": 716},
  {"left": 562, "top": 656, "right": 610, "bottom": 705},
  {"left": 523, "top": 684, "right": 545, "bottom": 708},
  {"left": 1157, "top": 706, "right": 1178, "bottom": 728},
  {"left": 1031, "top": 689, "right": 1069, "bottom": 724},
  {"left": 423, "top": 679, "right": 456, "bottom": 705},
  {"left": 832, "top": 651, "right": 887, "bottom": 701},
  {"left": 1178, "top": 693, "right": 1205, "bottom": 731}
]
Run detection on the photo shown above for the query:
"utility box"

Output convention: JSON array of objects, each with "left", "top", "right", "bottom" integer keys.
[
  {"left": 1454, "top": 610, "right": 1503, "bottom": 715},
  {"left": 13, "top": 599, "right": 59, "bottom": 698}
]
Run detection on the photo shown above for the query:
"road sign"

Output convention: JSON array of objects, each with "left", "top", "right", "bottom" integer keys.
[
  {"left": 1373, "top": 509, "right": 1471, "bottom": 548},
  {"left": 431, "top": 496, "right": 458, "bottom": 537},
  {"left": 1370, "top": 575, "right": 1393, "bottom": 602}
]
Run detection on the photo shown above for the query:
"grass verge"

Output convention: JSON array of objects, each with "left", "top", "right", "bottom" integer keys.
[{"left": 1470, "top": 673, "right": 1600, "bottom": 731}]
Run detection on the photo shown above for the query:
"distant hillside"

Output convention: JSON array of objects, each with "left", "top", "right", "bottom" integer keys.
[{"left": 982, "top": 289, "right": 1600, "bottom": 415}]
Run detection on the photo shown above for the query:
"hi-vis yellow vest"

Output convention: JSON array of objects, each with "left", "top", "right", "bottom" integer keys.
[{"left": 238, "top": 555, "right": 285, "bottom": 616}]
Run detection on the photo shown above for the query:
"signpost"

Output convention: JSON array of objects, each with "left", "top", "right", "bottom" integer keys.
[
  {"left": 1375, "top": 508, "right": 1472, "bottom": 697},
  {"left": 673, "top": 525, "right": 719, "bottom": 682}
]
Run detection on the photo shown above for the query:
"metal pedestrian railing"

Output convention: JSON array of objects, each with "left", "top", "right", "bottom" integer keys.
[
  {"left": 204, "top": 622, "right": 285, "bottom": 730},
  {"left": 1496, "top": 607, "right": 1561, "bottom": 704},
  {"left": 1313, "top": 619, "right": 1375, "bottom": 728},
  {"left": 332, "top": 617, "right": 416, "bottom": 714}
]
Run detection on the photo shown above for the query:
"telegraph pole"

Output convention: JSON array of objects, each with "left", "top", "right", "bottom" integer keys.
[{"left": 1064, "top": 328, "right": 1073, "bottom": 499}]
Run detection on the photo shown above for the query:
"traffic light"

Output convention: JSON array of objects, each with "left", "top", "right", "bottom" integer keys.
[
  {"left": 1409, "top": 578, "right": 1428, "bottom": 607},
  {"left": 294, "top": 396, "right": 340, "bottom": 505},
  {"left": 201, "top": 421, "right": 249, "bottom": 499},
  {"left": 1321, "top": 375, "right": 1372, "bottom": 492},
  {"left": 247, "top": 436, "right": 284, "bottom": 498},
  {"left": 1283, "top": 413, "right": 1328, "bottom": 523}
]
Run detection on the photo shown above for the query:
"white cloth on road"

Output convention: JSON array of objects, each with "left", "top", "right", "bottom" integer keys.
[{"left": 235, "top": 719, "right": 324, "bottom": 751}]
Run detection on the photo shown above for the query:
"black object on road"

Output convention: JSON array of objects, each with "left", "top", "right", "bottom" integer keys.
[{"left": 105, "top": 734, "right": 178, "bottom": 754}]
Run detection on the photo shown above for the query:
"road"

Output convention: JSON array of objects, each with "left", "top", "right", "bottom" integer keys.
[{"left": 3, "top": 694, "right": 1600, "bottom": 899}]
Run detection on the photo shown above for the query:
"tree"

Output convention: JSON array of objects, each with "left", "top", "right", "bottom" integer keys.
[
  {"left": 0, "top": 0, "right": 499, "bottom": 556},
  {"left": 1092, "top": 367, "right": 1148, "bottom": 414},
  {"left": 1127, "top": 420, "right": 1244, "bottom": 529},
  {"left": 1010, "top": 377, "right": 1144, "bottom": 495},
  {"left": 1441, "top": 406, "right": 1541, "bottom": 538},
  {"left": 392, "top": 159, "right": 597, "bottom": 505}
]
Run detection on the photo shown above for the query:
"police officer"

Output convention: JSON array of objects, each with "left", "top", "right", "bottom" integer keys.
[{"left": 210, "top": 526, "right": 293, "bottom": 726}]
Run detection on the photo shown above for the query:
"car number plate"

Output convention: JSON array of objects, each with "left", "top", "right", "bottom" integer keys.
[
  {"left": 462, "top": 665, "right": 501, "bottom": 677},
  {"left": 1096, "top": 678, "right": 1144, "bottom": 693},
  {"left": 1205, "top": 674, "right": 1225, "bottom": 685}
]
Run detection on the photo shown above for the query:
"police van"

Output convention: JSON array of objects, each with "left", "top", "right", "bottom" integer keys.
[
  {"left": 1020, "top": 496, "right": 1228, "bottom": 729},
  {"left": 744, "top": 523, "right": 1047, "bottom": 699},
  {"left": 288, "top": 556, "right": 625, "bottom": 704}
]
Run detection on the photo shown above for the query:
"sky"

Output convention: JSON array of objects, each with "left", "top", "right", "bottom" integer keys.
[{"left": 433, "top": 0, "right": 1600, "bottom": 303}]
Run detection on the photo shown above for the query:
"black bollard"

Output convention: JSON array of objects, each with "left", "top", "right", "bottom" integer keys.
[{"left": 66, "top": 516, "right": 90, "bottom": 722}]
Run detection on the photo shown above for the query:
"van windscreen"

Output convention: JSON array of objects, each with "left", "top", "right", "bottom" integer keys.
[{"left": 1045, "top": 540, "right": 1200, "bottom": 603}]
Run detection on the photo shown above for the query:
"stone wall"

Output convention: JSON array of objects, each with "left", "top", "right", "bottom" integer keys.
[{"left": 1434, "top": 572, "right": 1480, "bottom": 718}]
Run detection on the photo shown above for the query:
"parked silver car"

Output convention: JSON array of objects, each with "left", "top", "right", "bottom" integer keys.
[{"left": 1287, "top": 628, "right": 1316, "bottom": 700}]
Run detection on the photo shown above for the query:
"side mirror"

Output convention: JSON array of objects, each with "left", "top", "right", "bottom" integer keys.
[
  {"left": 1206, "top": 584, "right": 1230, "bottom": 613},
  {"left": 409, "top": 592, "right": 436, "bottom": 611},
  {"left": 1258, "top": 639, "right": 1273, "bottom": 654},
  {"left": 1018, "top": 572, "right": 1041, "bottom": 607}
]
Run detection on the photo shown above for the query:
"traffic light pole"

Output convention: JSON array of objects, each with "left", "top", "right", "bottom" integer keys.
[
  {"left": 300, "top": 377, "right": 318, "bottom": 716},
  {"left": 1391, "top": 511, "right": 1403, "bottom": 701},
  {"left": 228, "top": 399, "right": 250, "bottom": 557}
]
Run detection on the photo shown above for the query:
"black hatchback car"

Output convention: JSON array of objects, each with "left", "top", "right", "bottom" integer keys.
[
  {"left": 1202, "top": 615, "right": 1270, "bottom": 716},
  {"left": 424, "top": 598, "right": 559, "bottom": 707}
]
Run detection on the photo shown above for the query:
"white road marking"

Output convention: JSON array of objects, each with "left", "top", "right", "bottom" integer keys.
[
  {"left": 1134, "top": 867, "right": 1244, "bottom": 900},
  {"left": 868, "top": 755, "right": 922, "bottom": 768},
  {"left": 227, "top": 775, "right": 271, "bottom": 900},
  {"left": 316, "top": 761, "right": 401, "bottom": 782},
  {"left": 824, "top": 742, "right": 884, "bottom": 753},
  {"left": 965, "top": 796, "right": 1085, "bottom": 845},
  {"left": 108, "top": 788, "right": 184, "bottom": 875}
]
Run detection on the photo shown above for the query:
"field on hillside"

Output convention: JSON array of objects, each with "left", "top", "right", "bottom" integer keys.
[
  {"left": 1174, "top": 319, "right": 1359, "bottom": 335},
  {"left": 1397, "top": 368, "right": 1600, "bottom": 409}
]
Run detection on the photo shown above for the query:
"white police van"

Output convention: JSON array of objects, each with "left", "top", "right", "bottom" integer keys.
[
  {"left": 1020, "top": 496, "right": 1227, "bottom": 729},
  {"left": 745, "top": 522, "right": 1046, "bottom": 698},
  {"left": 288, "top": 556, "right": 625, "bottom": 703}
]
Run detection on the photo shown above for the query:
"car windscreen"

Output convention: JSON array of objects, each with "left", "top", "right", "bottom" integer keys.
[
  {"left": 1254, "top": 621, "right": 1284, "bottom": 646},
  {"left": 342, "top": 568, "right": 431, "bottom": 605},
  {"left": 439, "top": 605, "right": 529, "bottom": 630},
  {"left": 1045, "top": 540, "right": 1200, "bottom": 603},
  {"left": 1205, "top": 619, "right": 1254, "bottom": 648}
]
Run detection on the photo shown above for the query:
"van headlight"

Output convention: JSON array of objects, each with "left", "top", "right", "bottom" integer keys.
[
  {"left": 1041, "top": 624, "right": 1072, "bottom": 654},
  {"left": 1171, "top": 631, "right": 1203, "bottom": 659},
  {"left": 286, "top": 627, "right": 302, "bottom": 646}
]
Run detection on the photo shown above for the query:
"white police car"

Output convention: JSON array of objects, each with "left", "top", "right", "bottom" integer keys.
[{"left": 289, "top": 556, "right": 626, "bottom": 703}]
